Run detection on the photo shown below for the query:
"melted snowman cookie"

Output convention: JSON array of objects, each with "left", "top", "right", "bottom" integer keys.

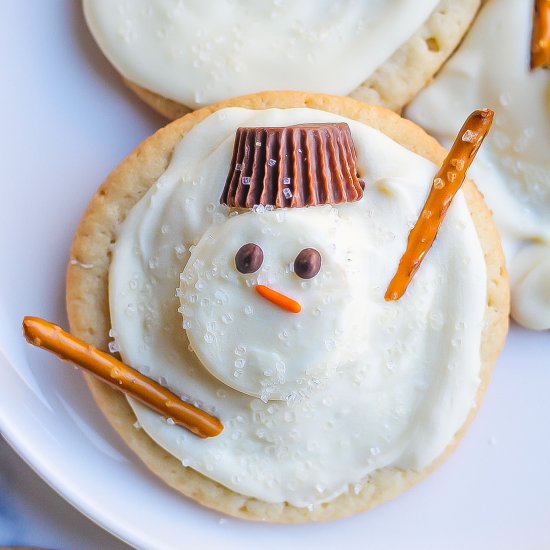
[
  {"left": 109, "top": 106, "right": 488, "bottom": 506},
  {"left": 406, "top": 0, "right": 550, "bottom": 330},
  {"left": 66, "top": 92, "right": 509, "bottom": 521}
]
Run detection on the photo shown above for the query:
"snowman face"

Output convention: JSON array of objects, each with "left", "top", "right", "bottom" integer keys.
[{"left": 178, "top": 206, "right": 366, "bottom": 402}]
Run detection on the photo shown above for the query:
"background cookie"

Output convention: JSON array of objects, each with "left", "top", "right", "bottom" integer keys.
[
  {"left": 66, "top": 91, "right": 509, "bottom": 522},
  {"left": 406, "top": 0, "right": 550, "bottom": 330},
  {"left": 84, "top": 0, "right": 480, "bottom": 119}
]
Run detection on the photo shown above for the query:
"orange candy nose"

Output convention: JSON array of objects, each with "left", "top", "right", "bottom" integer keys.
[{"left": 255, "top": 285, "right": 301, "bottom": 314}]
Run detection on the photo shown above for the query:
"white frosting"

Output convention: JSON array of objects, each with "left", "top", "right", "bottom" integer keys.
[
  {"left": 83, "top": 0, "right": 438, "bottom": 108},
  {"left": 511, "top": 245, "right": 550, "bottom": 330},
  {"left": 406, "top": 0, "right": 550, "bottom": 330},
  {"left": 109, "top": 107, "right": 487, "bottom": 507},
  {"left": 180, "top": 208, "right": 366, "bottom": 401}
]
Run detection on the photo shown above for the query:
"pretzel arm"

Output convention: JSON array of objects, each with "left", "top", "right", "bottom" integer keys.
[{"left": 22, "top": 317, "right": 223, "bottom": 438}]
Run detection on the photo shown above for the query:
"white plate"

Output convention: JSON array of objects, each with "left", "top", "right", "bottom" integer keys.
[{"left": 1, "top": 2, "right": 549, "bottom": 549}]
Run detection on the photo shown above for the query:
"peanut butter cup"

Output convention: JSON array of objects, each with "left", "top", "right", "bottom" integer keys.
[{"left": 220, "top": 123, "right": 364, "bottom": 208}]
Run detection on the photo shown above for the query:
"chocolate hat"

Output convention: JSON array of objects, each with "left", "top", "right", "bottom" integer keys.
[{"left": 220, "top": 123, "right": 364, "bottom": 209}]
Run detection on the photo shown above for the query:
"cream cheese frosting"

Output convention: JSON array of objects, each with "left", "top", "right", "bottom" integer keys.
[
  {"left": 406, "top": 0, "right": 550, "bottom": 330},
  {"left": 109, "top": 107, "right": 487, "bottom": 507},
  {"left": 83, "top": 0, "right": 438, "bottom": 108},
  {"left": 180, "top": 208, "right": 367, "bottom": 401}
]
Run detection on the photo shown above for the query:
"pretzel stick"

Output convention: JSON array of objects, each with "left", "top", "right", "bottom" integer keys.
[
  {"left": 22, "top": 317, "right": 223, "bottom": 438},
  {"left": 531, "top": 0, "right": 550, "bottom": 70},
  {"left": 385, "top": 109, "right": 494, "bottom": 301}
]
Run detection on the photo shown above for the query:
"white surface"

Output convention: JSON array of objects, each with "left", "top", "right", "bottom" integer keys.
[
  {"left": 0, "top": 436, "right": 130, "bottom": 549},
  {"left": 0, "top": 2, "right": 549, "bottom": 549}
]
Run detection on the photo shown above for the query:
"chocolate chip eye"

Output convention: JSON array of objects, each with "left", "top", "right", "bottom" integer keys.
[
  {"left": 294, "top": 248, "right": 321, "bottom": 279},
  {"left": 235, "top": 243, "right": 263, "bottom": 274}
]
